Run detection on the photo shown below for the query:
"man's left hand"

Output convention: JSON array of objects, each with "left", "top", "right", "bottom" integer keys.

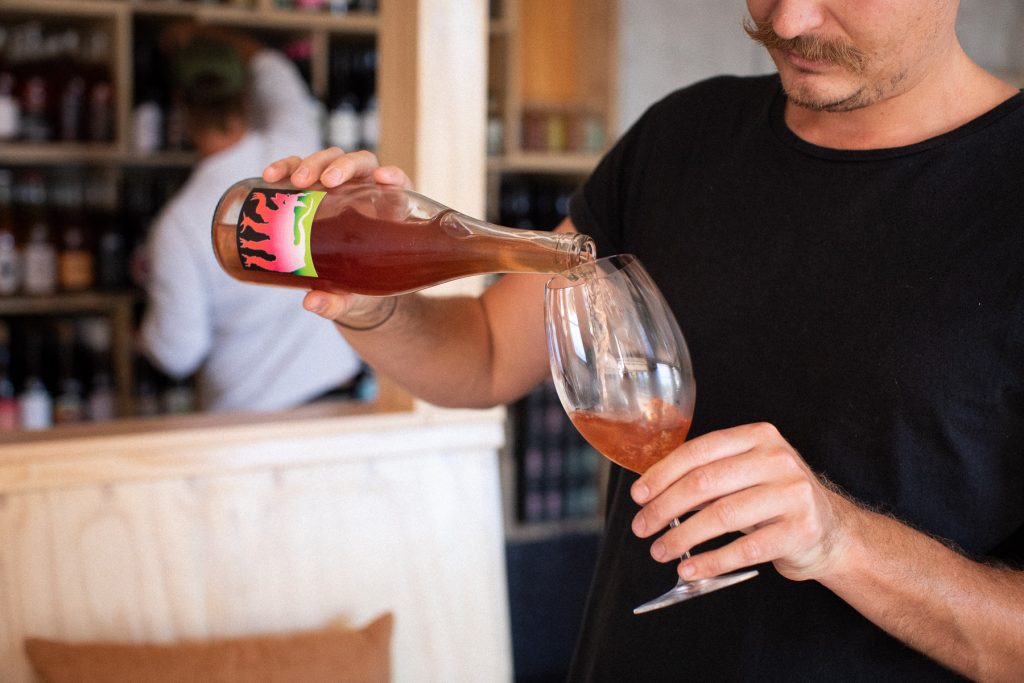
[{"left": 630, "top": 422, "right": 857, "bottom": 582}]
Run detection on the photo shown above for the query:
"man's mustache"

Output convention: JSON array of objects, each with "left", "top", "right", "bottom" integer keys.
[{"left": 744, "top": 18, "right": 867, "bottom": 74}]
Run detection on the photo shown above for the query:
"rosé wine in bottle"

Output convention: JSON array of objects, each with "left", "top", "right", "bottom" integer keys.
[{"left": 212, "top": 179, "right": 596, "bottom": 296}]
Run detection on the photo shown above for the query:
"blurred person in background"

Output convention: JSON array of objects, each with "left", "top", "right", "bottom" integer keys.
[{"left": 139, "top": 25, "right": 362, "bottom": 412}]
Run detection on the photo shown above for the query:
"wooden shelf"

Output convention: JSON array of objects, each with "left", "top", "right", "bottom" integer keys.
[
  {"left": 0, "top": 290, "right": 139, "bottom": 317},
  {"left": 488, "top": 151, "right": 603, "bottom": 175},
  {"left": 0, "top": 143, "right": 125, "bottom": 166},
  {"left": 131, "top": 2, "right": 379, "bottom": 34},
  {"left": 488, "top": 0, "right": 616, "bottom": 539},
  {"left": 0, "top": 290, "right": 140, "bottom": 418},
  {"left": 1, "top": 0, "right": 124, "bottom": 19}
]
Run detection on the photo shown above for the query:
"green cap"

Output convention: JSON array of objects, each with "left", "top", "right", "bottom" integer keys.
[{"left": 171, "top": 38, "right": 246, "bottom": 99}]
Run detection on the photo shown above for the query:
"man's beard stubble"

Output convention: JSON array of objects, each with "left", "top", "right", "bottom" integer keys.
[{"left": 743, "top": 18, "right": 873, "bottom": 112}]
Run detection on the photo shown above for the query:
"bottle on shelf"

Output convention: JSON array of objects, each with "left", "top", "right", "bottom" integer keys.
[
  {"left": 355, "top": 48, "right": 378, "bottom": 152},
  {"left": 162, "top": 378, "right": 196, "bottom": 415},
  {"left": 17, "top": 170, "right": 58, "bottom": 296},
  {"left": 15, "top": 22, "right": 53, "bottom": 143},
  {"left": 0, "top": 321, "right": 17, "bottom": 430},
  {"left": 52, "top": 320, "right": 85, "bottom": 425},
  {"left": 57, "top": 28, "right": 87, "bottom": 143},
  {"left": 88, "top": 172, "right": 127, "bottom": 290},
  {"left": 80, "top": 317, "right": 116, "bottom": 422},
  {"left": 18, "top": 376, "right": 51, "bottom": 430},
  {"left": 0, "top": 169, "right": 20, "bottom": 295},
  {"left": 130, "top": 37, "right": 165, "bottom": 155},
  {"left": 84, "top": 28, "right": 114, "bottom": 143},
  {"left": 212, "top": 178, "right": 596, "bottom": 296},
  {"left": 18, "top": 326, "right": 52, "bottom": 430},
  {"left": 54, "top": 171, "right": 95, "bottom": 291},
  {"left": 327, "top": 46, "right": 362, "bottom": 150},
  {"left": 0, "top": 26, "right": 21, "bottom": 142}
]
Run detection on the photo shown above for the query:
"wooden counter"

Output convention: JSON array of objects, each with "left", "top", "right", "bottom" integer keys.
[{"left": 0, "top": 401, "right": 513, "bottom": 682}]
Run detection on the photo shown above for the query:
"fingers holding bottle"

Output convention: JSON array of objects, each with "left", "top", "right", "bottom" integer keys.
[
  {"left": 304, "top": 289, "right": 398, "bottom": 332},
  {"left": 263, "top": 148, "right": 412, "bottom": 190}
]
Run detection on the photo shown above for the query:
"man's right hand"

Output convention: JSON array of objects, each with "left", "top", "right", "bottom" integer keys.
[{"left": 262, "top": 147, "right": 414, "bottom": 331}]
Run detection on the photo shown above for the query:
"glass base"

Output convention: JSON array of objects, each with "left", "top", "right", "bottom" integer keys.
[{"left": 633, "top": 569, "right": 760, "bottom": 615}]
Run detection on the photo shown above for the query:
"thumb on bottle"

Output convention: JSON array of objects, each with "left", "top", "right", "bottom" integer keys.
[{"left": 303, "top": 290, "right": 349, "bottom": 320}]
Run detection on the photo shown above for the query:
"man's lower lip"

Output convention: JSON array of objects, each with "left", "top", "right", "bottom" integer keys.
[{"left": 784, "top": 50, "right": 832, "bottom": 71}]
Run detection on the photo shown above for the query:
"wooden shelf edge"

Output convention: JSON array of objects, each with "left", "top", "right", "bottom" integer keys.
[
  {"left": 132, "top": 2, "right": 379, "bottom": 34},
  {"left": 1, "top": 0, "right": 127, "bottom": 18},
  {"left": 0, "top": 146, "right": 202, "bottom": 167},
  {"left": 487, "top": 151, "right": 602, "bottom": 175},
  {"left": 0, "top": 290, "right": 140, "bottom": 316},
  {"left": 0, "top": 144, "right": 125, "bottom": 165},
  {"left": 504, "top": 515, "right": 605, "bottom": 543}
]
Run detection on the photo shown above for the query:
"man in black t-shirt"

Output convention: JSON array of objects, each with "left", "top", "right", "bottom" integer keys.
[{"left": 268, "top": 1, "right": 1024, "bottom": 679}]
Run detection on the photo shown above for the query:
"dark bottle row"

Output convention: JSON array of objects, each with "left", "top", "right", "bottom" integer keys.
[
  {"left": 513, "top": 379, "right": 602, "bottom": 524},
  {"left": 497, "top": 174, "right": 602, "bottom": 524},
  {"left": 0, "top": 22, "right": 115, "bottom": 144},
  {"left": 0, "top": 317, "right": 195, "bottom": 431},
  {"left": 495, "top": 174, "right": 578, "bottom": 231},
  {"left": 130, "top": 21, "right": 380, "bottom": 155},
  {"left": 0, "top": 167, "right": 187, "bottom": 298}
]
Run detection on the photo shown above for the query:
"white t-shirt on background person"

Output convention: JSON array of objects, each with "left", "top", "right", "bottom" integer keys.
[{"left": 140, "top": 51, "right": 362, "bottom": 412}]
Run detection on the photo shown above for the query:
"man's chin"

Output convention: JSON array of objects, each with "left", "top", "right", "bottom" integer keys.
[{"left": 784, "top": 83, "right": 869, "bottom": 113}]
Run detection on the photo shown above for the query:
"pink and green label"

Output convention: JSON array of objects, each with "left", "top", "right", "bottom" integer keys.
[{"left": 237, "top": 188, "right": 325, "bottom": 276}]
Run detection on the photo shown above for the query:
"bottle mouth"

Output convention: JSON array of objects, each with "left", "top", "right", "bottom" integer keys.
[
  {"left": 569, "top": 233, "right": 598, "bottom": 261},
  {"left": 548, "top": 253, "right": 638, "bottom": 289}
]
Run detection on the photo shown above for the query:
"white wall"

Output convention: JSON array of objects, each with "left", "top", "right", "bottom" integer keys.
[{"left": 617, "top": 0, "right": 1024, "bottom": 133}]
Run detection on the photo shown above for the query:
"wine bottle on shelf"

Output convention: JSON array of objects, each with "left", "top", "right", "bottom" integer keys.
[
  {"left": 212, "top": 179, "right": 596, "bottom": 296},
  {"left": 88, "top": 172, "right": 127, "bottom": 290},
  {"left": 18, "top": 376, "right": 51, "bottom": 430},
  {"left": 327, "top": 46, "right": 361, "bottom": 150},
  {"left": 54, "top": 172, "right": 95, "bottom": 291},
  {"left": 0, "top": 170, "right": 20, "bottom": 295},
  {"left": 18, "top": 171, "right": 57, "bottom": 296},
  {"left": 84, "top": 29, "right": 114, "bottom": 143},
  {"left": 18, "top": 326, "right": 52, "bottom": 430},
  {"left": 80, "top": 318, "right": 116, "bottom": 422},
  {"left": 0, "top": 26, "right": 21, "bottom": 142},
  {"left": 16, "top": 23, "right": 53, "bottom": 142},
  {"left": 0, "top": 322, "right": 17, "bottom": 430},
  {"left": 52, "top": 320, "right": 85, "bottom": 425},
  {"left": 57, "top": 29, "right": 86, "bottom": 142}
]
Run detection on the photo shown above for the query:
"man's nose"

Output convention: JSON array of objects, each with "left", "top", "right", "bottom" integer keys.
[{"left": 764, "top": 0, "right": 827, "bottom": 39}]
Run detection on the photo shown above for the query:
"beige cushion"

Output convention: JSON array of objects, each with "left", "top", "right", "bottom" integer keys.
[{"left": 24, "top": 612, "right": 393, "bottom": 683}]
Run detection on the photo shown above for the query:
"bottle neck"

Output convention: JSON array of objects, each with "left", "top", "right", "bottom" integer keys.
[{"left": 442, "top": 211, "right": 596, "bottom": 273}]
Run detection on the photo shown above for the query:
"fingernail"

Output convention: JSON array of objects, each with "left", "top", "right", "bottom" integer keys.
[
  {"left": 295, "top": 167, "right": 310, "bottom": 182},
  {"left": 323, "top": 168, "right": 342, "bottom": 185},
  {"left": 681, "top": 562, "right": 696, "bottom": 579},
  {"left": 306, "top": 295, "right": 325, "bottom": 314},
  {"left": 632, "top": 513, "right": 646, "bottom": 535},
  {"left": 652, "top": 541, "right": 666, "bottom": 561},
  {"left": 632, "top": 482, "right": 650, "bottom": 503}
]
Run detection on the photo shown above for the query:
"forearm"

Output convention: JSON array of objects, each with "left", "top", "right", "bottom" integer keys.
[
  {"left": 823, "top": 498, "right": 1024, "bottom": 680},
  {"left": 337, "top": 288, "right": 548, "bottom": 409}
]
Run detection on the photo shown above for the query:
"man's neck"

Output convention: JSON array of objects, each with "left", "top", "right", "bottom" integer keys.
[
  {"left": 784, "top": 50, "right": 1019, "bottom": 150},
  {"left": 193, "top": 124, "right": 248, "bottom": 159}
]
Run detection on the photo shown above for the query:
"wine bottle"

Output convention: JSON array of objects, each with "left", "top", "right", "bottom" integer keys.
[
  {"left": 0, "top": 170, "right": 19, "bottom": 295},
  {"left": 0, "top": 322, "right": 17, "bottom": 430},
  {"left": 211, "top": 179, "right": 595, "bottom": 296}
]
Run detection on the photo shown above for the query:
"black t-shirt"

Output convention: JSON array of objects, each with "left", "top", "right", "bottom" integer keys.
[{"left": 567, "top": 74, "right": 1024, "bottom": 681}]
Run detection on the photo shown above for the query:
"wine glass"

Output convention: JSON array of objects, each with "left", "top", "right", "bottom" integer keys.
[{"left": 544, "top": 254, "right": 759, "bottom": 614}]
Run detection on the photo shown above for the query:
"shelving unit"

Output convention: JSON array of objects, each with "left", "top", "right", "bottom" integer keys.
[
  {"left": 0, "top": 291, "right": 137, "bottom": 416},
  {"left": 0, "top": 0, "right": 397, "bottom": 422},
  {"left": 485, "top": 0, "right": 618, "bottom": 540}
]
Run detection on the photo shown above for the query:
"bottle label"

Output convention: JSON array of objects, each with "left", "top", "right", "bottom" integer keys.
[{"left": 237, "top": 189, "right": 323, "bottom": 277}]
